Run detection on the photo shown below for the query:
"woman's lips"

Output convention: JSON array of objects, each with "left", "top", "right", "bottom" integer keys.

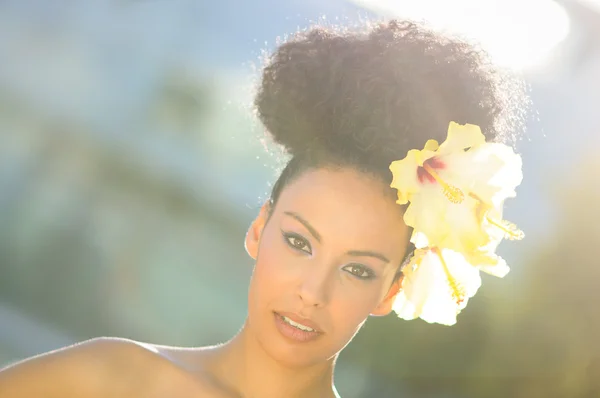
[
  {"left": 276, "top": 311, "right": 322, "bottom": 332},
  {"left": 273, "top": 312, "right": 323, "bottom": 343}
]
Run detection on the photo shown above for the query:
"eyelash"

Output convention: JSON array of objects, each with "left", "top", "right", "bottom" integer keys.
[
  {"left": 343, "top": 264, "right": 376, "bottom": 280},
  {"left": 282, "top": 231, "right": 312, "bottom": 254},
  {"left": 281, "top": 231, "right": 376, "bottom": 280}
]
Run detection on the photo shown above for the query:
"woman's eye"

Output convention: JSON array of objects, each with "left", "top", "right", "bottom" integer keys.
[
  {"left": 283, "top": 233, "right": 312, "bottom": 254},
  {"left": 343, "top": 264, "right": 375, "bottom": 280}
]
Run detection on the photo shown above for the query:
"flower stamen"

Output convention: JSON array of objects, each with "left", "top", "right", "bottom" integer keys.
[
  {"left": 432, "top": 248, "right": 466, "bottom": 307},
  {"left": 485, "top": 216, "right": 525, "bottom": 240},
  {"left": 422, "top": 163, "right": 464, "bottom": 204},
  {"left": 468, "top": 192, "right": 525, "bottom": 241}
]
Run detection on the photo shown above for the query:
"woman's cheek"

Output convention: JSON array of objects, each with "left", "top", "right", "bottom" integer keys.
[
  {"left": 256, "top": 235, "right": 294, "bottom": 285},
  {"left": 336, "top": 279, "right": 387, "bottom": 314}
]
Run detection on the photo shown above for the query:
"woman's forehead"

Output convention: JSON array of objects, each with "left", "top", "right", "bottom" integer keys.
[{"left": 274, "top": 168, "right": 408, "bottom": 247}]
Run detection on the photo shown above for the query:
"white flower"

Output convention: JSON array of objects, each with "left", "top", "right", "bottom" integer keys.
[
  {"left": 393, "top": 248, "right": 482, "bottom": 326},
  {"left": 390, "top": 122, "right": 524, "bottom": 267}
]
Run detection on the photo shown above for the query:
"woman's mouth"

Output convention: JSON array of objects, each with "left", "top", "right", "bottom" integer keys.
[
  {"left": 281, "top": 315, "right": 316, "bottom": 331},
  {"left": 273, "top": 312, "right": 323, "bottom": 342}
]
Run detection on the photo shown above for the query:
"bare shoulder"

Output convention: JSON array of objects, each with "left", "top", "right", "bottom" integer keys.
[
  {"left": 0, "top": 337, "right": 162, "bottom": 397},
  {"left": 0, "top": 337, "right": 228, "bottom": 398},
  {"left": 108, "top": 338, "right": 236, "bottom": 397},
  {"left": 146, "top": 342, "right": 236, "bottom": 397},
  {"left": 83, "top": 338, "right": 234, "bottom": 397}
]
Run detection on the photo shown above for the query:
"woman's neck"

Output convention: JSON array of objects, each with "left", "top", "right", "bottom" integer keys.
[{"left": 204, "top": 320, "right": 338, "bottom": 398}]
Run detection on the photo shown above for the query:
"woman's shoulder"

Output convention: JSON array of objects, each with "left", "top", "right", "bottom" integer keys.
[
  {"left": 0, "top": 337, "right": 230, "bottom": 398},
  {"left": 62, "top": 336, "right": 206, "bottom": 372},
  {"left": 0, "top": 337, "right": 156, "bottom": 397},
  {"left": 85, "top": 337, "right": 231, "bottom": 396},
  {"left": 101, "top": 338, "right": 236, "bottom": 397}
]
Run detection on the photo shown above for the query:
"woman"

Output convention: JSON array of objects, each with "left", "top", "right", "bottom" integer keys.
[{"left": 0, "top": 20, "right": 526, "bottom": 397}]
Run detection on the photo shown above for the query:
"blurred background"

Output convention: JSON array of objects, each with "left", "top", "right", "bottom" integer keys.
[{"left": 0, "top": 0, "right": 599, "bottom": 397}]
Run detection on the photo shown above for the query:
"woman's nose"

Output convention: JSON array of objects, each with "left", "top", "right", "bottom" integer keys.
[{"left": 297, "top": 267, "right": 332, "bottom": 308}]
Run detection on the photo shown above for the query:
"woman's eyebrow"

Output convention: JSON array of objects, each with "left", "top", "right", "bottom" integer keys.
[
  {"left": 283, "top": 211, "right": 391, "bottom": 263},
  {"left": 283, "top": 211, "right": 322, "bottom": 242},
  {"left": 346, "top": 250, "right": 390, "bottom": 264}
]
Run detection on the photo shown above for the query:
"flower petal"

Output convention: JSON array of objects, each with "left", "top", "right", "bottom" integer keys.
[
  {"left": 482, "top": 144, "right": 523, "bottom": 206},
  {"left": 440, "top": 196, "right": 491, "bottom": 253},
  {"left": 389, "top": 148, "right": 436, "bottom": 204},
  {"left": 424, "top": 139, "right": 440, "bottom": 152},
  {"left": 437, "top": 122, "right": 486, "bottom": 155},
  {"left": 394, "top": 249, "right": 482, "bottom": 326},
  {"left": 390, "top": 293, "right": 419, "bottom": 321},
  {"left": 404, "top": 186, "right": 491, "bottom": 254},
  {"left": 389, "top": 121, "right": 524, "bottom": 327},
  {"left": 404, "top": 142, "right": 522, "bottom": 252},
  {"left": 403, "top": 185, "right": 452, "bottom": 248},
  {"left": 472, "top": 252, "right": 510, "bottom": 277}
]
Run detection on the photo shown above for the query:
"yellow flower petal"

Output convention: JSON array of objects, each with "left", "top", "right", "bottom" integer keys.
[
  {"left": 438, "top": 122, "right": 487, "bottom": 155},
  {"left": 389, "top": 149, "right": 436, "bottom": 205},
  {"left": 400, "top": 142, "right": 523, "bottom": 255},
  {"left": 403, "top": 186, "right": 492, "bottom": 255},
  {"left": 393, "top": 249, "right": 482, "bottom": 326},
  {"left": 467, "top": 143, "right": 523, "bottom": 207},
  {"left": 391, "top": 294, "right": 419, "bottom": 321},
  {"left": 470, "top": 251, "right": 510, "bottom": 278},
  {"left": 443, "top": 198, "right": 495, "bottom": 253},
  {"left": 388, "top": 121, "right": 524, "bottom": 327},
  {"left": 402, "top": 184, "right": 453, "bottom": 248},
  {"left": 423, "top": 139, "right": 440, "bottom": 151}
]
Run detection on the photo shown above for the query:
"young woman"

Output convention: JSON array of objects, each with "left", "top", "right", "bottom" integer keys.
[{"left": 0, "top": 20, "right": 526, "bottom": 398}]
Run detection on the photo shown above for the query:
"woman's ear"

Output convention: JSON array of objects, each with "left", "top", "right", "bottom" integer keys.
[
  {"left": 244, "top": 202, "right": 271, "bottom": 260},
  {"left": 371, "top": 275, "right": 403, "bottom": 317}
]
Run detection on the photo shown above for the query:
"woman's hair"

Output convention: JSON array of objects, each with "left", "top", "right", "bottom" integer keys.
[{"left": 255, "top": 20, "right": 528, "bottom": 207}]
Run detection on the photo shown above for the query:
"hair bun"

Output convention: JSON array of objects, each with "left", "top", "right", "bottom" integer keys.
[{"left": 255, "top": 20, "right": 524, "bottom": 167}]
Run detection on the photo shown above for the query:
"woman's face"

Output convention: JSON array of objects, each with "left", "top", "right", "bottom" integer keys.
[{"left": 245, "top": 168, "right": 410, "bottom": 368}]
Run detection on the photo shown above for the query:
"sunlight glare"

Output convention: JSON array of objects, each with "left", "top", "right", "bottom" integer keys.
[{"left": 351, "top": 0, "right": 571, "bottom": 71}]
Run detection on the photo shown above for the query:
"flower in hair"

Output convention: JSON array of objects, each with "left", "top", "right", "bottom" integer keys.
[
  {"left": 392, "top": 248, "right": 482, "bottom": 326},
  {"left": 388, "top": 122, "right": 524, "bottom": 325},
  {"left": 389, "top": 122, "right": 524, "bottom": 262}
]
